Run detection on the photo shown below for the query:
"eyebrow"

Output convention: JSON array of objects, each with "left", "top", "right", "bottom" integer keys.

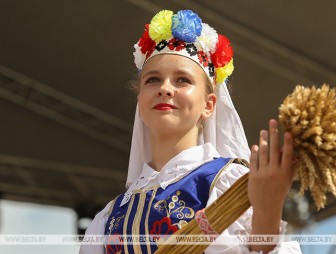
[
  {"left": 141, "top": 69, "right": 194, "bottom": 78},
  {"left": 174, "top": 69, "right": 194, "bottom": 77},
  {"left": 141, "top": 70, "right": 160, "bottom": 79}
]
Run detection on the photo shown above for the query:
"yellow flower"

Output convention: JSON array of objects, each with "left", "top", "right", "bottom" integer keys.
[
  {"left": 215, "top": 59, "right": 234, "bottom": 83},
  {"left": 149, "top": 10, "right": 173, "bottom": 43}
]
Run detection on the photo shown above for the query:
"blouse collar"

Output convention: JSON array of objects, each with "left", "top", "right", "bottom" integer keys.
[{"left": 120, "top": 143, "right": 219, "bottom": 206}]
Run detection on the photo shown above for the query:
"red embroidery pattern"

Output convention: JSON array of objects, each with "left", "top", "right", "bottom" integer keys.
[
  {"left": 106, "top": 234, "right": 123, "bottom": 254},
  {"left": 198, "top": 51, "right": 209, "bottom": 67},
  {"left": 195, "top": 209, "right": 218, "bottom": 235},
  {"left": 150, "top": 216, "right": 179, "bottom": 235},
  {"left": 168, "top": 38, "right": 186, "bottom": 51}
]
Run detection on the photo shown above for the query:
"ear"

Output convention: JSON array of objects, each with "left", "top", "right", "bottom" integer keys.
[{"left": 202, "top": 93, "right": 216, "bottom": 120}]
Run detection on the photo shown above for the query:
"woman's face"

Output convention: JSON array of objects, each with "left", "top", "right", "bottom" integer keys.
[{"left": 138, "top": 54, "right": 216, "bottom": 136}]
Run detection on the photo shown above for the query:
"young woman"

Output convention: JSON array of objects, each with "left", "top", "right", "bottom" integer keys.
[{"left": 79, "top": 9, "right": 302, "bottom": 254}]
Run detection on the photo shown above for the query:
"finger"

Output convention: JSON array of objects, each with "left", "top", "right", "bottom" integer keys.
[
  {"left": 281, "top": 132, "right": 294, "bottom": 171},
  {"left": 250, "top": 145, "right": 259, "bottom": 173},
  {"left": 269, "top": 119, "right": 280, "bottom": 166},
  {"left": 258, "top": 130, "right": 269, "bottom": 168}
]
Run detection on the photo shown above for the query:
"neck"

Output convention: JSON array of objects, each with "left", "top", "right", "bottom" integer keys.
[{"left": 149, "top": 127, "right": 198, "bottom": 171}]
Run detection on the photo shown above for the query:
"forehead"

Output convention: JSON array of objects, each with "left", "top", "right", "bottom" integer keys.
[{"left": 142, "top": 54, "right": 205, "bottom": 75}]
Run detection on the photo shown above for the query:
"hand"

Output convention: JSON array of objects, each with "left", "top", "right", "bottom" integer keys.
[
  {"left": 248, "top": 119, "right": 296, "bottom": 253},
  {"left": 248, "top": 119, "right": 296, "bottom": 232}
]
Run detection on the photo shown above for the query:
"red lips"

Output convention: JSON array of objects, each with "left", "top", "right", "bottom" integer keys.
[{"left": 153, "top": 103, "right": 177, "bottom": 110}]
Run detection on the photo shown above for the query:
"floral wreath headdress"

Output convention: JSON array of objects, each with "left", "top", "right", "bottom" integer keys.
[
  {"left": 133, "top": 10, "right": 234, "bottom": 85},
  {"left": 127, "top": 9, "right": 250, "bottom": 191}
]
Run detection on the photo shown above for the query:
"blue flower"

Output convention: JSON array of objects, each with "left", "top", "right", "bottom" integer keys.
[{"left": 172, "top": 10, "right": 202, "bottom": 43}]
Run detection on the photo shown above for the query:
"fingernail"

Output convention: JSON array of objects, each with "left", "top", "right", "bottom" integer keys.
[
  {"left": 252, "top": 145, "right": 259, "bottom": 152},
  {"left": 260, "top": 130, "right": 268, "bottom": 140},
  {"left": 260, "top": 130, "right": 267, "bottom": 137}
]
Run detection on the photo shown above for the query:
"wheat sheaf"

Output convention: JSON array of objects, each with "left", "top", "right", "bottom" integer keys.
[{"left": 279, "top": 84, "right": 336, "bottom": 210}]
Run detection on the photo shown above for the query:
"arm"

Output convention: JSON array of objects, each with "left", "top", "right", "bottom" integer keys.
[{"left": 79, "top": 201, "right": 113, "bottom": 254}]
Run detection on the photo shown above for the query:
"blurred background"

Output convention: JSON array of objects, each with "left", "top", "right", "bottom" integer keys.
[{"left": 0, "top": 0, "right": 335, "bottom": 253}]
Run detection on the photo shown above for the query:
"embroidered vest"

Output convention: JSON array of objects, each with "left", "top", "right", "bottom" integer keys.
[{"left": 104, "top": 157, "right": 239, "bottom": 254}]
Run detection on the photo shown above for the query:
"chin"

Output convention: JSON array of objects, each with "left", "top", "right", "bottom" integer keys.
[{"left": 151, "top": 123, "right": 179, "bottom": 133}]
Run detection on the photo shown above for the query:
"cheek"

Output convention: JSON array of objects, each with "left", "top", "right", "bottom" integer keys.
[
  {"left": 181, "top": 87, "right": 206, "bottom": 108},
  {"left": 137, "top": 89, "right": 155, "bottom": 123},
  {"left": 138, "top": 89, "right": 150, "bottom": 104},
  {"left": 180, "top": 86, "right": 198, "bottom": 101}
]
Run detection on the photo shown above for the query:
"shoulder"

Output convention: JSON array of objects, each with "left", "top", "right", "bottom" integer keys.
[
  {"left": 209, "top": 161, "right": 249, "bottom": 196},
  {"left": 84, "top": 200, "right": 115, "bottom": 235},
  {"left": 79, "top": 200, "right": 115, "bottom": 254},
  {"left": 195, "top": 157, "right": 236, "bottom": 177}
]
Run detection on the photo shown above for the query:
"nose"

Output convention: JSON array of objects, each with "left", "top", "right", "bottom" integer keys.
[{"left": 157, "top": 80, "right": 174, "bottom": 97}]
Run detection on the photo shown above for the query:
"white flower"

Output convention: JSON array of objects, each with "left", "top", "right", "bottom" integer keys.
[
  {"left": 133, "top": 43, "right": 146, "bottom": 70},
  {"left": 195, "top": 23, "right": 218, "bottom": 53}
]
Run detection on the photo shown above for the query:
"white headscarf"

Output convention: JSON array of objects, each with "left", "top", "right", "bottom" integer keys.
[{"left": 126, "top": 80, "right": 250, "bottom": 188}]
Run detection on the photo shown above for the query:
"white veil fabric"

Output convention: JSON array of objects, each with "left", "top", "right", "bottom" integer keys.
[{"left": 126, "top": 80, "right": 251, "bottom": 188}]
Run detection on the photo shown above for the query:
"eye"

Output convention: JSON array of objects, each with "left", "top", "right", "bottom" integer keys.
[
  {"left": 176, "top": 77, "right": 191, "bottom": 84},
  {"left": 145, "top": 77, "right": 160, "bottom": 84}
]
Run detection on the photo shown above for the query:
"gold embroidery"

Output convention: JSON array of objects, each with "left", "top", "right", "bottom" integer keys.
[
  {"left": 153, "top": 200, "right": 169, "bottom": 217},
  {"left": 178, "top": 220, "right": 188, "bottom": 228},
  {"left": 172, "top": 200, "right": 194, "bottom": 220},
  {"left": 233, "top": 158, "right": 250, "bottom": 168},
  {"left": 108, "top": 215, "right": 125, "bottom": 233},
  {"left": 132, "top": 192, "right": 146, "bottom": 254},
  {"left": 106, "top": 196, "right": 123, "bottom": 236},
  {"left": 123, "top": 194, "right": 135, "bottom": 254},
  {"left": 209, "top": 158, "right": 235, "bottom": 195},
  {"left": 209, "top": 158, "right": 250, "bottom": 195},
  {"left": 145, "top": 189, "right": 157, "bottom": 254},
  {"left": 108, "top": 199, "right": 116, "bottom": 216},
  {"left": 153, "top": 191, "right": 195, "bottom": 228}
]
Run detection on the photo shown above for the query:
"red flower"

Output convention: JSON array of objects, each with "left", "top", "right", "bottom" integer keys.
[
  {"left": 211, "top": 34, "right": 233, "bottom": 68},
  {"left": 168, "top": 38, "right": 186, "bottom": 51},
  {"left": 197, "top": 51, "right": 209, "bottom": 67},
  {"left": 106, "top": 234, "right": 123, "bottom": 254},
  {"left": 138, "top": 24, "right": 156, "bottom": 54},
  {"left": 150, "top": 217, "right": 178, "bottom": 236}
]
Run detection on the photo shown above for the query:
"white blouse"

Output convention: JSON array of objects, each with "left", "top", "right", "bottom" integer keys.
[{"left": 79, "top": 143, "right": 301, "bottom": 254}]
